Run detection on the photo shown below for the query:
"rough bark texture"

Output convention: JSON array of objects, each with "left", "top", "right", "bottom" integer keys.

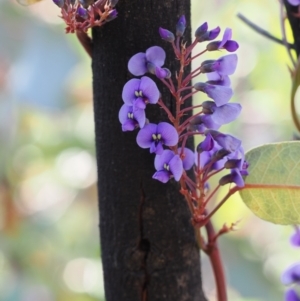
[
  {"left": 284, "top": 0, "right": 300, "bottom": 57},
  {"left": 92, "top": 1, "right": 206, "bottom": 300}
]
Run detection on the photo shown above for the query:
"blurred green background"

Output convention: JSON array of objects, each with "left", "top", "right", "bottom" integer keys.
[{"left": 0, "top": 0, "right": 298, "bottom": 300}]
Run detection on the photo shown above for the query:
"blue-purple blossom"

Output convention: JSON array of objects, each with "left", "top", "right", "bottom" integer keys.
[
  {"left": 206, "top": 102, "right": 242, "bottom": 125},
  {"left": 196, "top": 25, "right": 221, "bottom": 42},
  {"left": 159, "top": 28, "right": 175, "bottom": 42},
  {"left": 285, "top": 289, "right": 300, "bottom": 301},
  {"left": 176, "top": 15, "right": 186, "bottom": 37},
  {"left": 153, "top": 150, "right": 183, "bottom": 183},
  {"left": 53, "top": 0, "right": 65, "bottom": 7},
  {"left": 195, "top": 22, "right": 208, "bottom": 39},
  {"left": 197, "top": 132, "right": 214, "bottom": 152},
  {"left": 201, "top": 54, "right": 238, "bottom": 76},
  {"left": 118, "top": 104, "right": 145, "bottom": 131},
  {"left": 155, "top": 67, "right": 171, "bottom": 79},
  {"left": 282, "top": 263, "right": 300, "bottom": 285},
  {"left": 206, "top": 72, "right": 231, "bottom": 86},
  {"left": 206, "top": 130, "right": 241, "bottom": 152},
  {"left": 122, "top": 77, "right": 160, "bottom": 110},
  {"left": 287, "top": 0, "right": 300, "bottom": 5},
  {"left": 128, "top": 46, "right": 166, "bottom": 76},
  {"left": 206, "top": 28, "right": 239, "bottom": 52},
  {"left": 178, "top": 147, "right": 194, "bottom": 170},
  {"left": 136, "top": 122, "right": 178, "bottom": 154},
  {"left": 290, "top": 228, "right": 300, "bottom": 247},
  {"left": 77, "top": 6, "right": 88, "bottom": 19},
  {"left": 193, "top": 82, "right": 233, "bottom": 106}
]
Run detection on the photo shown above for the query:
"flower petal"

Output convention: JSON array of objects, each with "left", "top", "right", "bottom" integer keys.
[
  {"left": 133, "top": 108, "right": 146, "bottom": 128},
  {"left": 219, "top": 28, "right": 232, "bottom": 49},
  {"left": 154, "top": 150, "right": 174, "bottom": 171},
  {"left": 146, "top": 46, "right": 166, "bottom": 67},
  {"left": 139, "top": 76, "right": 160, "bottom": 104},
  {"left": 122, "top": 78, "right": 140, "bottom": 105},
  {"left": 282, "top": 263, "right": 300, "bottom": 285},
  {"left": 168, "top": 155, "right": 183, "bottom": 181},
  {"left": 205, "top": 84, "right": 233, "bottom": 106},
  {"left": 290, "top": 228, "right": 300, "bottom": 247},
  {"left": 285, "top": 289, "right": 300, "bottom": 301},
  {"left": 214, "top": 54, "right": 238, "bottom": 75},
  {"left": 152, "top": 170, "right": 171, "bottom": 183},
  {"left": 157, "top": 122, "right": 178, "bottom": 146},
  {"left": 136, "top": 123, "right": 157, "bottom": 148},
  {"left": 128, "top": 52, "right": 147, "bottom": 76},
  {"left": 134, "top": 97, "right": 146, "bottom": 110},
  {"left": 178, "top": 147, "right": 194, "bottom": 170},
  {"left": 211, "top": 103, "right": 242, "bottom": 125}
]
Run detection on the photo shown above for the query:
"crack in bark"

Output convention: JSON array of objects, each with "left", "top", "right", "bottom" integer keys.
[{"left": 138, "top": 181, "right": 150, "bottom": 301}]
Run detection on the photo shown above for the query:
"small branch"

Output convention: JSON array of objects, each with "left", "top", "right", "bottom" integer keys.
[
  {"left": 237, "top": 13, "right": 295, "bottom": 49},
  {"left": 76, "top": 30, "right": 93, "bottom": 57},
  {"left": 204, "top": 220, "right": 227, "bottom": 301}
]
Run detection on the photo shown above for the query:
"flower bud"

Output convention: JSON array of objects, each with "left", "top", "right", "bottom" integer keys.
[
  {"left": 197, "top": 26, "right": 220, "bottom": 42},
  {"left": 53, "top": 0, "right": 65, "bottom": 8},
  {"left": 77, "top": 7, "right": 88, "bottom": 19},
  {"left": 195, "top": 22, "right": 208, "bottom": 39},
  {"left": 79, "top": 0, "right": 94, "bottom": 8},
  {"left": 176, "top": 15, "right": 186, "bottom": 37},
  {"left": 197, "top": 133, "right": 214, "bottom": 153},
  {"left": 155, "top": 67, "right": 171, "bottom": 79},
  {"left": 106, "top": 9, "right": 118, "bottom": 21},
  {"left": 159, "top": 28, "right": 175, "bottom": 43}
]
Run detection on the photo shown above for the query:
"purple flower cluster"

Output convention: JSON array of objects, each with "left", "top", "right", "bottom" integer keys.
[
  {"left": 282, "top": 228, "right": 300, "bottom": 301},
  {"left": 52, "top": 0, "right": 117, "bottom": 33},
  {"left": 119, "top": 16, "right": 248, "bottom": 187}
]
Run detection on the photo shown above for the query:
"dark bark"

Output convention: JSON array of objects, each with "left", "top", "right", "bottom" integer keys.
[
  {"left": 92, "top": 1, "right": 205, "bottom": 300},
  {"left": 284, "top": 0, "right": 300, "bottom": 57}
]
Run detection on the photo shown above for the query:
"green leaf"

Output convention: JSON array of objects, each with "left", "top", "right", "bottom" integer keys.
[{"left": 239, "top": 141, "right": 300, "bottom": 225}]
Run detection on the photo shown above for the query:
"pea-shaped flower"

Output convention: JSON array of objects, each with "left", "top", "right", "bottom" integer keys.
[
  {"left": 136, "top": 122, "right": 178, "bottom": 154},
  {"left": 153, "top": 150, "right": 183, "bottom": 183},
  {"left": 122, "top": 76, "right": 160, "bottom": 111},
  {"left": 118, "top": 104, "right": 146, "bottom": 131},
  {"left": 128, "top": 46, "right": 166, "bottom": 76}
]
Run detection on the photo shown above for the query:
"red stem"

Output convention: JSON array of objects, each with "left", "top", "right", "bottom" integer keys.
[{"left": 205, "top": 220, "right": 227, "bottom": 301}]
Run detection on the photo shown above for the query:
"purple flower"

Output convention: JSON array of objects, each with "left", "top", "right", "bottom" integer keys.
[
  {"left": 178, "top": 147, "right": 194, "bottom": 170},
  {"left": 201, "top": 54, "right": 238, "bottom": 76},
  {"left": 159, "top": 28, "right": 175, "bottom": 42},
  {"left": 287, "top": 0, "right": 300, "bottom": 5},
  {"left": 197, "top": 132, "right": 214, "bottom": 152},
  {"left": 155, "top": 67, "right": 171, "bottom": 79},
  {"left": 176, "top": 15, "right": 186, "bottom": 37},
  {"left": 196, "top": 26, "right": 221, "bottom": 42},
  {"left": 194, "top": 22, "right": 208, "bottom": 39},
  {"left": 193, "top": 82, "right": 233, "bottom": 106},
  {"left": 290, "top": 228, "right": 300, "bottom": 247},
  {"left": 285, "top": 289, "right": 300, "bottom": 301},
  {"left": 128, "top": 46, "right": 166, "bottom": 76},
  {"left": 77, "top": 7, "right": 88, "bottom": 19},
  {"left": 206, "top": 28, "right": 239, "bottom": 52},
  {"left": 206, "top": 130, "right": 241, "bottom": 152},
  {"left": 136, "top": 122, "right": 178, "bottom": 154},
  {"left": 153, "top": 150, "right": 183, "bottom": 183},
  {"left": 122, "top": 76, "right": 160, "bottom": 110},
  {"left": 206, "top": 102, "right": 242, "bottom": 125},
  {"left": 282, "top": 263, "right": 300, "bottom": 285},
  {"left": 206, "top": 72, "right": 231, "bottom": 86},
  {"left": 118, "top": 104, "right": 145, "bottom": 131},
  {"left": 53, "top": 0, "right": 65, "bottom": 7}
]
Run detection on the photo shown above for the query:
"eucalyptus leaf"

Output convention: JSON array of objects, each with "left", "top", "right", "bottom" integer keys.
[{"left": 240, "top": 141, "right": 300, "bottom": 225}]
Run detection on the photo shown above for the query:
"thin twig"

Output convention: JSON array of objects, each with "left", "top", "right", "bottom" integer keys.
[{"left": 237, "top": 13, "right": 295, "bottom": 49}]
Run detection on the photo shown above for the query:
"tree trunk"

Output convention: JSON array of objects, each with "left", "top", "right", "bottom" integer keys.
[{"left": 92, "top": 1, "right": 206, "bottom": 300}]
